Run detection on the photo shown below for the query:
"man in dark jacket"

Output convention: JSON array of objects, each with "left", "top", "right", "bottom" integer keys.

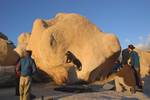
[
  {"left": 16, "top": 50, "right": 36, "bottom": 100},
  {"left": 121, "top": 48, "right": 130, "bottom": 65}
]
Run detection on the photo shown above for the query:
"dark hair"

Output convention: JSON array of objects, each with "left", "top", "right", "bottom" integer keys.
[
  {"left": 128, "top": 44, "right": 135, "bottom": 50},
  {"left": 26, "top": 50, "right": 32, "bottom": 56}
]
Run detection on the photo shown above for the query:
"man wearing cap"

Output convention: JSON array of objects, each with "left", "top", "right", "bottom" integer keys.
[
  {"left": 17, "top": 50, "right": 37, "bottom": 100},
  {"left": 128, "top": 44, "right": 143, "bottom": 91}
]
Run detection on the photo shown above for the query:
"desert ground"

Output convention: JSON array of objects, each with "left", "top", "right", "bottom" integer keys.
[{"left": 0, "top": 76, "right": 150, "bottom": 100}]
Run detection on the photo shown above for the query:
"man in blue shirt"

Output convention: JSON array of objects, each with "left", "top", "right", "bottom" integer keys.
[
  {"left": 128, "top": 44, "right": 142, "bottom": 91},
  {"left": 17, "top": 50, "right": 36, "bottom": 100}
]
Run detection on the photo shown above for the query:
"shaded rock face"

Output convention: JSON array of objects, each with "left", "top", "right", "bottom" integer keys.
[
  {"left": 115, "top": 65, "right": 136, "bottom": 91},
  {"left": 27, "top": 13, "right": 121, "bottom": 85}
]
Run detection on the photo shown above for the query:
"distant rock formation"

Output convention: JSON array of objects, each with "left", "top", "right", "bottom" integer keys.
[
  {"left": 136, "top": 49, "right": 150, "bottom": 77},
  {"left": 27, "top": 13, "right": 121, "bottom": 85},
  {"left": 0, "top": 32, "right": 8, "bottom": 40},
  {"left": 0, "top": 33, "right": 19, "bottom": 87},
  {"left": 15, "top": 32, "right": 30, "bottom": 57},
  {"left": 0, "top": 37, "right": 19, "bottom": 66}
]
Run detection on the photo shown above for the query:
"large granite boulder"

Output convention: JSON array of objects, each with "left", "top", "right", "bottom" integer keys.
[
  {"left": 27, "top": 13, "right": 121, "bottom": 85},
  {"left": 0, "top": 33, "right": 19, "bottom": 86},
  {"left": 0, "top": 38, "right": 19, "bottom": 66}
]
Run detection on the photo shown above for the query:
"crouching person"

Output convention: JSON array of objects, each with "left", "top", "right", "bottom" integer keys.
[
  {"left": 112, "top": 60, "right": 122, "bottom": 73},
  {"left": 16, "top": 50, "right": 37, "bottom": 100}
]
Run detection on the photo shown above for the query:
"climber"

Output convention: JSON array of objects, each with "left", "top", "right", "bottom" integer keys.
[{"left": 65, "top": 51, "right": 82, "bottom": 71}]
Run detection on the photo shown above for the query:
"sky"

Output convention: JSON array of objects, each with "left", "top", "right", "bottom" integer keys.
[{"left": 0, "top": 0, "right": 150, "bottom": 49}]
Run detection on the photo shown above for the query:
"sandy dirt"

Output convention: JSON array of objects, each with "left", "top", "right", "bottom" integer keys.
[{"left": 0, "top": 77, "right": 150, "bottom": 100}]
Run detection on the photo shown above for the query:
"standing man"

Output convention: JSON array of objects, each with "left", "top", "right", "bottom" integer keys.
[
  {"left": 128, "top": 44, "right": 143, "bottom": 91},
  {"left": 17, "top": 50, "right": 36, "bottom": 100}
]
